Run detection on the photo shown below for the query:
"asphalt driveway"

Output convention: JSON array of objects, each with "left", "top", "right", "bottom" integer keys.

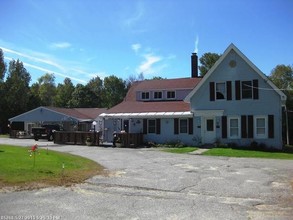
[{"left": 0, "top": 138, "right": 292, "bottom": 219}]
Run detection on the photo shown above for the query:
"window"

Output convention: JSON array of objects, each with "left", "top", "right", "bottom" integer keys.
[
  {"left": 141, "top": 92, "right": 149, "bottom": 100},
  {"left": 154, "top": 91, "right": 162, "bottom": 99},
  {"left": 148, "top": 119, "right": 156, "bottom": 133},
  {"left": 228, "top": 117, "right": 240, "bottom": 138},
  {"left": 179, "top": 119, "right": 188, "bottom": 133},
  {"left": 206, "top": 119, "right": 214, "bottom": 131},
  {"left": 167, "top": 91, "right": 175, "bottom": 99},
  {"left": 216, "top": 82, "right": 226, "bottom": 100},
  {"left": 255, "top": 116, "right": 267, "bottom": 138},
  {"left": 242, "top": 81, "right": 252, "bottom": 99}
]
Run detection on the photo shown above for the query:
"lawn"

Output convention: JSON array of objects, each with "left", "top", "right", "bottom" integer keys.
[
  {"left": 0, "top": 144, "right": 105, "bottom": 189},
  {"left": 202, "top": 147, "right": 293, "bottom": 160},
  {"left": 162, "top": 147, "right": 198, "bottom": 154},
  {"left": 0, "top": 134, "right": 9, "bottom": 138}
]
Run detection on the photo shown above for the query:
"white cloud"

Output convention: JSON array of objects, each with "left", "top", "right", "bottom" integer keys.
[
  {"left": 1, "top": 46, "right": 66, "bottom": 71},
  {"left": 50, "top": 42, "right": 72, "bottom": 49},
  {"left": 131, "top": 43, "right": 141, "bottom": 53},
  {"left": 4, "top": 56, "right": 87, "bottom": 84},
  {"left": 1, "top": 45, "right": 98, "bottom": 84},
  {"left": 136, "top": 53, "right": 162, "bottom": 74},
  {"left": 123, "top": 2, "right": 144, "bottom": 28}
]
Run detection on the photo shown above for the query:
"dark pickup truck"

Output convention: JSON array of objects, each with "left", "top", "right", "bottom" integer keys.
[{"left": 32, "top": 124, "right": 61, "bottom": 141}]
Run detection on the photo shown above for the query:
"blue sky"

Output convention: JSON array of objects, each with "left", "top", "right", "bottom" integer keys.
[{"left": 0, "top": 0, "right": 292, "bottom": 85}]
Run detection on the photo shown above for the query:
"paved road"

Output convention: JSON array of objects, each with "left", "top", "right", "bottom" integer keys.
[{"left": 0, "top": 138, "right": 292, "bottom": 219}]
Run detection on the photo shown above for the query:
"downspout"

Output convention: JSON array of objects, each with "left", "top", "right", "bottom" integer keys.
[{"left": 284, "top": 105, "right": 289, "bottom": 145}]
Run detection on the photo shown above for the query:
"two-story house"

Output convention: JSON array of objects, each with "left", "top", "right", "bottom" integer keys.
[{"left": 100, "top": 44, "right": 287, "bottom": 149}]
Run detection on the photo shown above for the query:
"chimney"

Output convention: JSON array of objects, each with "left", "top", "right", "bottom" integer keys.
[{"left": 191, "top": 53, "right": 198, "bottom": 78}]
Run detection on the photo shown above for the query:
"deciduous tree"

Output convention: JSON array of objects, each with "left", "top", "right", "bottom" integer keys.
[
  {"left": 54, "top": 77, "right": 75, "bottom": 107},
  {"left": 199, "top": 52, "right": 221, "bottom": 76},
  {"left": 103, "top": 75, "right": 127, "bottom": 108}
]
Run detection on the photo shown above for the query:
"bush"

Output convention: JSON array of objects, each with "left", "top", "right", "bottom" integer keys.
[{"left": 227, "top": 142, "right": 238, "bottom": 148}]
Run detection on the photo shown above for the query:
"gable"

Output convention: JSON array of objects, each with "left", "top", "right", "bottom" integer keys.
[
  {"left": 185, "top": 43, "right": 287, "bottom": 103},
  {"left": 9, "top": 106, "right": 107, "bottom": 122},
  {"left": 9, "top": 107, "right": 77, "bottom": 122}
]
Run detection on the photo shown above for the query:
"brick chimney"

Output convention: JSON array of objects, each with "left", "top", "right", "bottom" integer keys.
[{"left": 191, "top": 53, "right": 198, "bottom": 78}]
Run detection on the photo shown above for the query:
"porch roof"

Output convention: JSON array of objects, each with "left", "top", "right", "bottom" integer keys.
[
  {"left": 100, "top": 100, "right": 193, "bottom": 118},
  {"left": 100, "top": 111, "right": 193, "bottom": 118}
]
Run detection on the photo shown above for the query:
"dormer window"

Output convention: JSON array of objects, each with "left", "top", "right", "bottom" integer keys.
[
  {"left": 154, "top": 91, "right": 162, "bottom": 99},
  {"left": 167, "top": 91, "right": 176, "bottom": 99},
  {"left": 141, "top": 92, "right": 150, "bottom": 100}
]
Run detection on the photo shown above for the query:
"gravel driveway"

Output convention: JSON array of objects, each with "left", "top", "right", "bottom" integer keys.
[{"left": 0, "top": 138, "right": 292, "bottom": 219}]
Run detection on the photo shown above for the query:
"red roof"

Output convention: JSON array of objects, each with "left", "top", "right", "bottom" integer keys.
[
  {"left": 47, "top": 107, "right": 107, "bottom": 120},
  {"left": 107, "top": 101, "right": 190, "bottom": 113},
  {"left": 125, "top": 77, "right": 201, "bottom": 101},
  {"left": 106, "top": 77, "right": 201, "bottom": 114}
]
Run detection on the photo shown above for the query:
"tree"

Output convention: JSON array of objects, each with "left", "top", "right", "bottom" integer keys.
[
  {"left": 0, "top": 49, "right": 6, "bottom": 133},
  {"left": 27, "top": 83, "right": 42, "bottom": 110},
  {"left": 269, "top": 64, "right": 293, "bottom": 109},
  {"left": 4, "top": 59, "right": 31, "bottom": 127},
  {"left": 103, "top": 75, "right": 127, "bottom": 108},
  {"left": 199, "top": 52, "right": 221, "bottom": 76},
  {"left": 37, "top": 73, "right": 56, "bottom": 106},
  {"left": 0, "top": 49, "right": 6, "bottom": 81},
  {"left": 270, "top": 64, "right": 293, "bottom": 145},
  {"left": 68, "top": 84, "right": 99, "bottom": 108},
  {"left": 54, "top": 77, "right": 75, "bottom": 107},
  {"left": 86, "top": 76, "right": 103, "bottom": 107},
  {"left": 126, "top": 72, "right": 144, "bottom": 89}
]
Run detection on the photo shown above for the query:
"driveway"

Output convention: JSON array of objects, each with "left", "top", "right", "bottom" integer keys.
[{"left": 0, "top": 138, "right": 292, "bottom": 219}]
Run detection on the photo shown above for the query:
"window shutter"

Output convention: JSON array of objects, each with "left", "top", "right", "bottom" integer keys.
[
  {"left": 253, "top": 79, "right": 259, "bottom": 99},
  {"left": 188, "top": 118, "right": 193, "bottom": 135},
  {"left": 247, "top": 115, "right": 253, "bottom": 138},
  {"left": 143, "top": 119, "right": 147, "bottom": 134},
  {"left": 235, "top": 80, "right": 241, "bottom": 100},
  {"left": 227, "top": 81, "right": 232, "bottom": 100},
  {"left": 174, "top": 118, "right": 179, "bottom": 134},
  {"left": 156, "top": 119, "right": 161, "bottom": 134},
  {"left": 222, "top": 116, "right": 227, "bottom": 138},
  {"left": 268, "top": 115, "right": 274, "bottom": 138},
  {"left": 209, "top": 82, "right": 215, "bottom": 101},
  {"left": 241, "top": 115, "right": 247, "bottom": 138}
]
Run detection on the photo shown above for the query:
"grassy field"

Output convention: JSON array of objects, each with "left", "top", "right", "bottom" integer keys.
[
  {"left": 202, "top": 147, "right": 293, "bottom": 160},
  {"left": 0, "top": 144, "right": 105, "bottom": 189},
  {"left": 162, "top": 147, "right": 198, "bottom": 154}
]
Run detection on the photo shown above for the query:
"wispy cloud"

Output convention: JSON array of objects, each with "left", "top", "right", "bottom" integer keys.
[
  {"left": 1, "top": 46, "right": 65, "bottom": 71},
  {"left": 50, "top": 42, "right": 72, "bottom": 49},
  {"left": 123, "top": 2, "right": 144, "bottom": 27},
  {"left": 131, "top": 43, "right": 141, "bottom": 53},
  {"left": 121, "top": 1, "right": 147, "bottom": 33},
  {"left": 1, "top": 45, "right": 97, "bottom": 84},
  {"left": 4, "top": 56, "right": 87, "bottom": 84},
  {"left": 136, "top": 53, "right": 162, "bottom": 74}
]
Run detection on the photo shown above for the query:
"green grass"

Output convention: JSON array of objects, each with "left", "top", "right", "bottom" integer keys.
[
  {"left": 202, "top": 147, "right": 293, "bottom": 160},
  {"left": 162, "top": 147, "right": 198, "bottom": 154},
  {"left": 0, "top": 144, "right": 105, "bottom": 189},
  {"left": 0, "top": 134, "right": 9, "bottom": 138}
]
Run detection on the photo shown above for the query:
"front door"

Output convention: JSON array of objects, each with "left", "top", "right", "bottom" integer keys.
[
  {"left": 203, "top": 117, "right": 216, "bottom": 144},
  {"left": 123, "top": 120, "right": 129, "bottom": 133}
]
